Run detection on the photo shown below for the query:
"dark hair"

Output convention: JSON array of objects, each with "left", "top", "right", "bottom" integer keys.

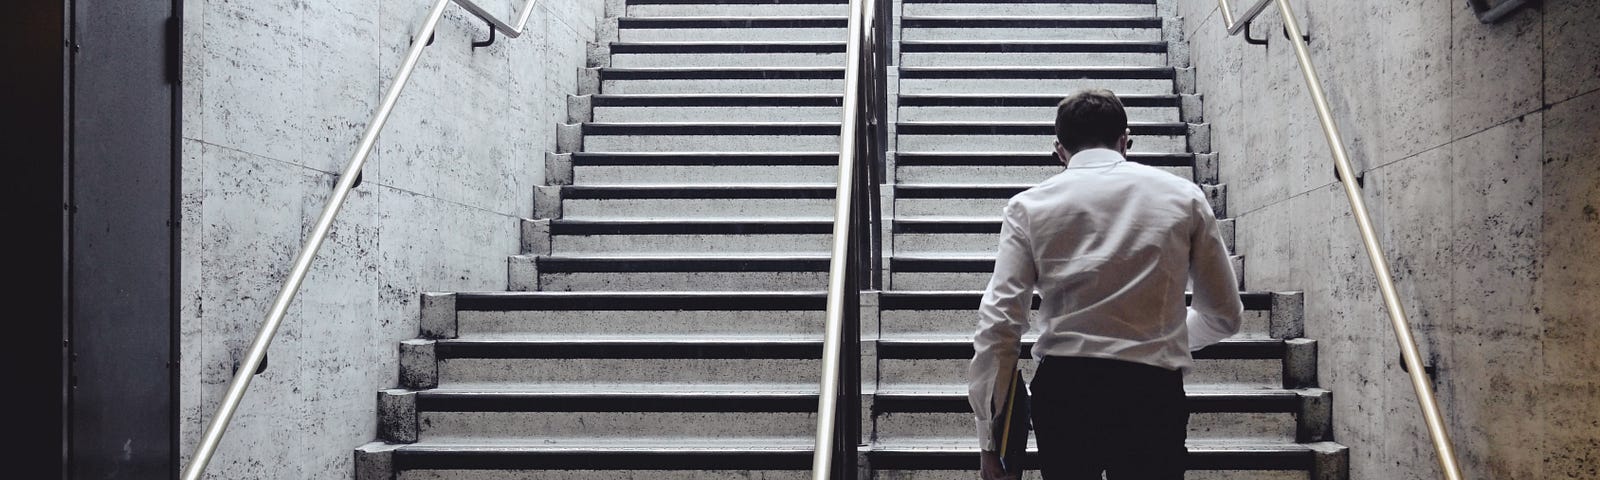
[{"left": 1054, "top": 89, "right": 1128, "bottom": 153}]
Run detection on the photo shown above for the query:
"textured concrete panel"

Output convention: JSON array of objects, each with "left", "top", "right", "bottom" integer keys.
[
  {"left": 1538, "top": 91, "right": 1600, "bottom": 479},
  {"left": 1544, "top": 0, "right": 1600, "bottom": 105},
  {"left": 1449, "top": 0, "right": 1543, "bottom": 139}
]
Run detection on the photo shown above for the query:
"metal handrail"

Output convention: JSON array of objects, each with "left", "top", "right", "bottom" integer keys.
[
  {"left": 1215, "top": 0, "right": 1464, "bottom": 478},
  {"left": 812, "top": 0, "right": 878, "bottom": 476},
  {"left": 179, "top": 1, "right": 540, "bottom": 479}
]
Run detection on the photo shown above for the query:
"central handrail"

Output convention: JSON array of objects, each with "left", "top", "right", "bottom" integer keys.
[
  {"left": 179, "top": 1, "right": 540, "bottom": 479},
  {"left": 1215, "top": 1, "right": 1464, "bottom": 479}
]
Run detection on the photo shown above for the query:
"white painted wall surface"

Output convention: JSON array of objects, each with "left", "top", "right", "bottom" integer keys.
[
  {"left": 177, "top": 0, "right": 605, "bottom": 477},
  {"left": 1175, "top": 0, "right": 1599, "bottom": 478}
]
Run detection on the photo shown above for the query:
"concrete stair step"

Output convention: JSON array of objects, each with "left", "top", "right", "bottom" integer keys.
[
  {"left": 874, "top": 336, "right": 1318, "bottom": 389},
  {"left": 898, "top": 93, "right": 1181, "bottom": 122},
  {"left": 628, "top": 0, "right": 849, "bottom": 18},
  {"left": 548, "top": 218, "right": 833, "bottom": 256},
  {"left": 900, "top": 40, "right": 1167, "bottom": 67},
  {"left": 867, "top": 439, "right": 1349, "bottom": 477},
  {"left": 609, "top": 41, "right": 846, "bottom": 68},
  {"left": 901, "top": 0, "right": 1159, "bottom": 17},
  {"left": 435, "top": 336, "right": 824, "bottom": 385},
  {"left": 900, "top": 66, "right": 1175, "bottom": 95},
  {"left": 523, "top": 255, "right": 831, "bottom": 291},
  {"left": 569, "top": 151, "right": 841, "bottom": 184},
  {"left": 618, "top": 16, "right": 848, "bottom": 42},
  {"left": 554, "top": 184, "right": 837, "bottom": 220},
  {"left": 581, "top": 121, "right": 841, "bottom": 152},
  {"left": 600, "top": 67, "right": 844, "bottom": 94},
  {"left": 590, "top": 93, "right": 842, "bottom": 122},
  {"left": 449, "top": 291, "right": 827, "bottom": 336},
  {"left": 890, "top": 183, "right": 1225, "bottom": 218},
  {"left": 896, "top": 120, "right": 1188, "bottom": 153},
  {"left": 891, "top": 151, "right": 1197, "bottom": 184},
  {"left": 890, "top": 215, "right": 1233, "bottom": 255},
  {"left": 885, "top": 253, "right": 1241, "bottom": 290},
  {"left": 361, "top": 439, "right": 815, "bottom": 478},
  {"left": 413, "top": 388, "right": 820, "bottom": 441},
  {"left": 875, "top": 287, "right": 1269, "bottom": 335},
  {"left": 900, "top": 15, "right": 1162, "bottom": 41}
]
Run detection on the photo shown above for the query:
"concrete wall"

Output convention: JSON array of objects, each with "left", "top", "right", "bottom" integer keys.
[
  {"left": 1175, "top": 0, "right": 1599, "bottom": 478},
  {"left": 177, "top": 0, "right": 605, "bottom": 477}
]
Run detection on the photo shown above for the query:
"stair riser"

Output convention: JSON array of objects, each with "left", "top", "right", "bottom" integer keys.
[
  {"left": 896, "top": 133, "right": 1186, "bottom": 154},
  {"left": 893, "top": 165, "right": 1192, "bottom": 184},
  {"left": 420, "top": 411, "right": 816, "bottom": 440},
  {"left": 457, "top": 310, "right": 825, "bottom": 337},
  {"left": 877, "top": 358, "right": 1284, "bottom": 388},
  {"left": 900, "top": 78, "right": 1171, "bottom": 96},
  {"left": 539, "top": 271, "right": 829, "bottom": 291},
  {"left": 399, "top": 470, "right": 813, "bottom": 480},
  {"left": 603, "top": 79, "right": 844, "bottom": 95},
  {"left": 622, "top": 28, "right": 848, "bottom": 43},
  {"left": 438, "top": 358, "right": 820, "bottom": 385},
  {"left": 561, "top": 198, "right": 835, "bottom": 220},
  {"left": 902, "top": 52, "right": 1166, "bottom": 68},
  {"left": 902, "top": 27, "right": 1161, "bottom": 42},
  {"left": 899, "top": 105, "right": 1179, "bottom": 123},
  {"left": 629, "top": 5, "right": 849, "bottom": 17},
  {"left": 611, "top": 53, "right": 846, "bottom": 69},
  {"left": 574, "top": 165, "right": 838, "bottom": 184},
  {"left": 889, "top": 270, "right": 1242, "bottom": 291},
  {"left": 593, "top": 106, "right": 841, "bottom": 122},
  {"left": 553, "top": 234, "right": 831, "bottom": 256},
  {"left": 585, "top": 135, "right": 841, "bottom": 153},
  {"left": 878, "top": 310, "right": 1272, "bottom": 337},
  {"left": 871, "top": 470, "right": 1307, "bottom": 480},
  {"left": 873, "top": 411, "right": 1295, "bottom": 441},
  {"left": 902, "top": 4, "right": 1157, "bottom": 17}
]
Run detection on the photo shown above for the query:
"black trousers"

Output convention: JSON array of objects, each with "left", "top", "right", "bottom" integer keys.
[{"left": 1029, "top": 356, "right": 1188, "bottom": 479}]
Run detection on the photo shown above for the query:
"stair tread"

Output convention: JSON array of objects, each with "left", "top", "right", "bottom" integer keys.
[
  {"left": 873, "top": 438, "right": 1327, "bottom": 452},
  {"left": 399, "top": 438, "right": 815, "bottom": 451}
]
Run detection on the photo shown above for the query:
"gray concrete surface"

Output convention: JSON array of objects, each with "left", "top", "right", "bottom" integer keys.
[
  {"left": 178, "top": 0, "right": 607, "bottom": 478},
  {"left": 1175, "top": 0, "right": 1600, "bottom": 477}
]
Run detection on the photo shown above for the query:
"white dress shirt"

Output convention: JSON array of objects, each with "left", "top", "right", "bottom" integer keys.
[{"left": 968, "top": 148, "right": 1244, "bottom": 451}]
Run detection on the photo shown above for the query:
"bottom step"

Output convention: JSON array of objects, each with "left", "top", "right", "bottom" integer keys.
[{"left": 871, "top": 440, "right": 1348, "bottom": 480}]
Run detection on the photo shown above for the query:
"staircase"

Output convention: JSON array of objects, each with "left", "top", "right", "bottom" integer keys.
[{"left": 356, "top": 0, "right": 1349, "bottom": 479}]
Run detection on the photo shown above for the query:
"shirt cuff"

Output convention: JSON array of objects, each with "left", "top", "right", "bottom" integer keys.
[{"left": 975, "top": 417, "right": 998, "bottom": 452}]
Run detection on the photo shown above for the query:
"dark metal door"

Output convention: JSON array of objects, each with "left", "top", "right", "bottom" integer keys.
[{"left": 66, "top": 0, "right": 180, "bottom": 477}]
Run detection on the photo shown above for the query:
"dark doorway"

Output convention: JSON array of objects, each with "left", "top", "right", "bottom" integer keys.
[{"left": 6, "top": 0, "right": 182, "bottom": 477}]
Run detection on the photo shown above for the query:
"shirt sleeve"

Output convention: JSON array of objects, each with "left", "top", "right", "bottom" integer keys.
[
  {"left": 1186, "top": 192, "right": 1244, "bottom": 351},
  {"left": 969, "top": 199, "right": 1037, "bottom": 452}
]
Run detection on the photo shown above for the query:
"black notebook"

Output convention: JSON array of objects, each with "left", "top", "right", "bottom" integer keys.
[{"left": 992, "top": 368, "right": 1032, "bottom": 474}]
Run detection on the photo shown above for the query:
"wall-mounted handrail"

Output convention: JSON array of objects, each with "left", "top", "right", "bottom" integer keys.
[
  {"left": 179, "top": 1, "right": 540, "bottom": 479},
  {"left": 812, "top": 0, "right": 885, "bottom": 476},
  {"left": 1215, "top": 1, "right": 1464, "bottom": 479}
]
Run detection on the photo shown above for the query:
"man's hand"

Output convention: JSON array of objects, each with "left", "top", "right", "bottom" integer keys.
[{"left": 980, "top": 450, "right": 1017, "bottom": 480}]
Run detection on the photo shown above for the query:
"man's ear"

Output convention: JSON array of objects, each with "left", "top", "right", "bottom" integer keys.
[{"left": 1053, "top": 140, "right": 1070, "bottom": 166}]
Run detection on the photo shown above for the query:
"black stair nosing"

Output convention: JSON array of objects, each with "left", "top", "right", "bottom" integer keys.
[
  {"left": 900, "top": 40, "right": 1167, "bottom": 53},
  {"left": 894, "top": 151, "right": 1192, "bottom": 167},
  {"left": 609, "top": 41, "right": 847, "bottom": 54},
  {"left": 536, "top": 255, "right": 830, "bottom": 273},
  {"left": 896, "top": 121, "right": 1188, "bottom": 136},
  {"left": 572, "top": 151, "right": 841, "bottom": 166},
  {"left": 583, "top": 122, "right": 841, "bottom": 136},
  {"left": 435, "top": 338, "right": 823, "bottom": 360},
  {"left": 618, "top": 16, "right": 849, "bottom": 29},
  {"left": 900, "top": 15, "right": 1163, "bottom": 29},
  {"left": 560, "top": 184, "right": 837, "bottom": 199},
  {"left": 393, "top": 446, "right": 813, "bottom": 471},
  {"left": 868, "top": 444, "right": 1314, "bottom": 471},
  {"left": 872, "top": 389, "right": 1298, "bottom": 414},
  {"left": 899, "top": 93, "right": 1180, "bottom": 107},
  {"left": 550, "top": 218, "right": 835, "bottom": 235},
  {"left": 600, "top": 67, "right": 846, "bottom": 80},
  {"left": 892, "top": 184, "right": 1031, "bottom": 199},
  {"left": 630, "top": 0, "right": 848, "bottom": 4},
  {"left": 454, "top": 291, "right": 828, "bottom": 311},
  {"left": 900, "top": 65, "right": 1174, "bottom": 80},
  {"left": 876, "top": 290, "right": 1274, "bottom": 311},
  {"left": 416, "top": 390, "right": 819, "bottom": 413},
  {"left": 875, "top": 338, "right": 1286, "bottom": 360},
  {"left": 592, "top": 94, "right": 844, "bottom": 107}
]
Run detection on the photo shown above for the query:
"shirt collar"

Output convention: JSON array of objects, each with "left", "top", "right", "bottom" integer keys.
[{"left": 1065, "top": 148, "right": 1125, "bottom": 169}]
